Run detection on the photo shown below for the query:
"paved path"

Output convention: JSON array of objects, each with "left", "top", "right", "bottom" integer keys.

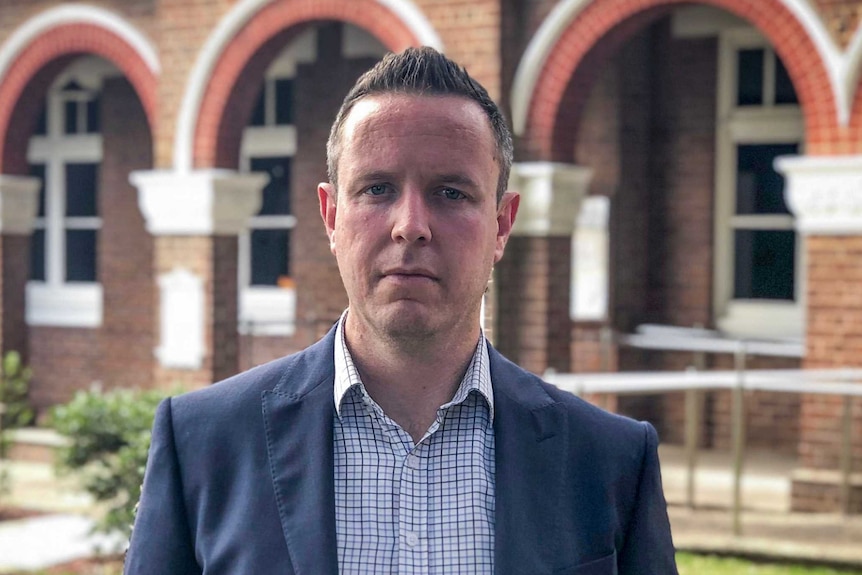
[
  {"left": 1, "top": 445, "right": 861, "bottom": 571},
  {"left": 0, "top": 515, "right": 125, "bottom": 573}
]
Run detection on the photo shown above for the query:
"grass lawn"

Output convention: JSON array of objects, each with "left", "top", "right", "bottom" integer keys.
[{"left": 677, "top": 552, "right": 862, "bottom": 574}]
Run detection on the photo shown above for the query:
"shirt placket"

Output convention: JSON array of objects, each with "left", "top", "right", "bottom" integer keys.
[{"left": 393, "top": 429, "right": 428, "bottom": 575}]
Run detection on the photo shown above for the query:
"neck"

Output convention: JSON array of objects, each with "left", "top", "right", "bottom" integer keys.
[{"left": 343, "top": 316, "right": 480, "bottom": 443}]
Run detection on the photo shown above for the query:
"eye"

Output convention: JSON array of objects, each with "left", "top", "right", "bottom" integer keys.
[
  {"left": 440, "top": 187, "right": 466, "bottom": 200},
  {"left": 364, "top": 184, "right": 389, "bottom": 196}
]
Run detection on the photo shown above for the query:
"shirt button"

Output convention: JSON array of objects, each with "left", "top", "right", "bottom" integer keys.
[
  {"left": 405, "top": 453, "right": 420, "bottom": 469},
  {"left": 405, "top": 531, "right": 419, "bottom": 547}
]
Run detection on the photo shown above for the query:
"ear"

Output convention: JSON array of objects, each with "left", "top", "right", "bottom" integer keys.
[
  {"left": 494, "top": 191, "right": 520, "bottom": 263},
  {"left": 318, "top": 183, "right": 337, "bottom": 255}
]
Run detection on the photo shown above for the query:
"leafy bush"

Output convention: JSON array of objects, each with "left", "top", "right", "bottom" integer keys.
[
  {"left": 50, "top": 388, "right": 169, "bottom": 537},
  {"left": 0, "top": 350, "right": 34, "bottom": 499}
]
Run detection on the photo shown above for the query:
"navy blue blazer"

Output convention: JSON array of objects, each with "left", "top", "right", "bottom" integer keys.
[{"left": 124, "top": 329, "right": 677, "bottom": 574}]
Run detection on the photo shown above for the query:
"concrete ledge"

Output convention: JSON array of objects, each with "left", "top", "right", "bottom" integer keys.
[{"left": 5, "top": 428, "right": 68, "bottom": 464}]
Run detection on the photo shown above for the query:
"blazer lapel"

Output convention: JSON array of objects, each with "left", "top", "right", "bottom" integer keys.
[
  {"left": 262, "top": 334, "right": 338, "bottom": 575},
  {"left": 490, "top": 347, "right": 568, "bottom": 575}
]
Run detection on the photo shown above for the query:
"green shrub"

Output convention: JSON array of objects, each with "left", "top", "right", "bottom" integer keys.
[
  {"left": 50, "top": 388, "right": 169, "bottom": 537},
  {"left": 0, "top": 350, "right": 34, "bottom": 499}
]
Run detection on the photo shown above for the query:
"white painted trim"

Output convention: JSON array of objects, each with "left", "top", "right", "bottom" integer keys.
[
  {"left": 156, "top": 268, "right": 205, "bottom": 369},
  {"left": 0, "top": 175, "right": 40, "bottom": 235},
  {"left": 717, "top": 300, "right": 803, "bottom": 341},
  {"left": 571, "top": 195, "right": 609, "bottom": 321},
  {"left": 132, "top": 169, "right": 267, "bottom": 236},
  {"left": 26, "top": 282, "right": 102, "bottom": 328},
  {"left": 173, "top": 0, "right": 442, "bottom": 172},
  {"left": 374, "top": 0, "right": 443, "bottom": 49},
  {"left": 239, "top": 286, "right": 296, "bottom": 336},
  {"left": 776, "top": 154, "right": 862, "bottom": 235},
  {"left": 0, "top": 4, "right": 159, "bottom": 86},
  {"left": 511, "top": 0, "right": 853, "bottom": 136},
  {"left": 508, "top": 162, "right": 592, "bottom": 236}
]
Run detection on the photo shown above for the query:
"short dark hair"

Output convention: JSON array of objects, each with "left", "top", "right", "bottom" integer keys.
[{"left": 326, "top": 46, "right": 513, "bottom": 203}]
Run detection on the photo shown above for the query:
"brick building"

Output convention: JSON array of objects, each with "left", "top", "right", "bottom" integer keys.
[{"left": 0, "top": 0, "right": 859, "bottom": 512}]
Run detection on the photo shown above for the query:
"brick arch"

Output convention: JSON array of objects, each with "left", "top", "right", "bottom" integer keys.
[
  {"left": 524, "top": 0, "right": 838, "bottom": 160},
  {"left": 0, "top": 23, "right": 157, "bottom": 174},
  {"left": 192, "top": 0, "right": 431, "bottom": 169}
]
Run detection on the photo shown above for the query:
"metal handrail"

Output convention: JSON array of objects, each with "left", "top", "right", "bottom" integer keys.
[{"left": 543, "top": 366, "right": 862, "bottom": 535}]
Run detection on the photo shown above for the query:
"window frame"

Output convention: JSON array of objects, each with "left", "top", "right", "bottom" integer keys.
[
  {"left": 26, "top": 61, "right": 105, "bottom": 328},
  {"left": 713, "top": 28, "right": 805, "bottom": 341},
  {"left": 237, "top": 39, "right": 309, "bottom": 337}
]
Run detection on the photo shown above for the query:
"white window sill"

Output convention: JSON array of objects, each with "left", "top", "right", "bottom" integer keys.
[
  {"left": 717, "top": 300, "right": 803, "bottom": 343},
  {"left": 239, "top": 286, "right": 296, "bottom": 336},
  {"left": 26, "top": 282, "right": 103, "bottom": 328}
]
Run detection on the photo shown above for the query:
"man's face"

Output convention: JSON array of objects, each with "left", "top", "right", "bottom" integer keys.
[{"left": 318, "top": 94, "right": 519, "bottom": 345}]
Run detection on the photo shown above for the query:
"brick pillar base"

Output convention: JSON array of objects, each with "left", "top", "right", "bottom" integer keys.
[
  {"left": 133, "top": 169, "right": 266, "bottom": 389},
  {"left": 0, "top": 175, "right": 39, "bottom": 361},
  {"left": 778, "top": 155, "right": 862, "bottom": 513},
  {"left": 497, "top": 163, "right": 591, "bottom": 374}
]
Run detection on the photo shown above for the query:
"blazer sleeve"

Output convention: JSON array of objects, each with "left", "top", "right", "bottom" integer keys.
[
  {"left": 617, "top": 422, "right": 679, "bottom": 575},
  {"left": 124, "top": 398, "right": 201, "bottom": 575}
]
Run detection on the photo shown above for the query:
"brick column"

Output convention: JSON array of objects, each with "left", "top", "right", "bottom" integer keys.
[
  {"left": 0, "top": 175, "right": 40, "bottom": 362},
  {"left": 132, "top": 169, "right": 266, "bottom": 389},
  {"left": 777, "top": 155, "right": 862, "bottom": 513},
  {"left": 497, "top": 162, "right": 591, "bottom": 374}
]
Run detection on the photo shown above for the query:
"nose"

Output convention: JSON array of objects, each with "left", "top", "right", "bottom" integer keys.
[{"left": 391, "top": 190, "right": 432, "bottom": 243}]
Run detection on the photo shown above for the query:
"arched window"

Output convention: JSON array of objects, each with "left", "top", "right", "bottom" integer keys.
[{"left": 27, "top": 57, "right": 116, "bottom": 327}]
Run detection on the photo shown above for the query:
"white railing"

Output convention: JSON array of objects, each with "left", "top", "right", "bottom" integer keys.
[{"left": 545, "top": 325, "right": 862, "bottom": 535}]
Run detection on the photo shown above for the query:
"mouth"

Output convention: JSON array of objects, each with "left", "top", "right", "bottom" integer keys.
[{"left": 381, "top": 268, "right": 438, "bottom": 282}]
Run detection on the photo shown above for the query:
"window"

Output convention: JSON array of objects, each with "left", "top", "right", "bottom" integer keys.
[
  {"left": 26, "top": 59, "right": 106, "bottom": 327},
  {"left": 714, "top": 29, "right": 804, "bottom": 340},
  {"left": 238, "top": 39, "right": 308, "bottom": 336},
  {"left": 248, "top": 156, "right": 294, "bottom": 287}
]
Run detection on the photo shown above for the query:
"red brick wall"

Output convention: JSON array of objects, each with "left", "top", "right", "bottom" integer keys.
[
  {"left": 98, "top": 77, "right": 155, "bottom": 392},
  {"left": 798, "top": 236, "right": 862, "bottom": 471},
  {"left": 1, "top": 236, "right": 30, "bottom": 361},
  {"left": 496, "top": 236, "right": 572, "bottom": 375},
  {"left": 29, "top": 327, "right": 100, "bottom": 412}
]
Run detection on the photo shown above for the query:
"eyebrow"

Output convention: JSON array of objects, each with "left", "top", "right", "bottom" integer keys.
[{"left": 350, "top": 171, "right": 482, "bottom": 191}]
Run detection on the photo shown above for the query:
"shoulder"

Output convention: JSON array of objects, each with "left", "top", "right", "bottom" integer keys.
[
  {"left": 489, "top": 344, "right": 655, "bottom": 452},
  {"left": 168, "top": 327, "right": 337, "bottom": 421}
]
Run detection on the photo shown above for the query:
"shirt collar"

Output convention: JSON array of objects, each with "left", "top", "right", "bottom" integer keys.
[{"left": 333, "top": 310, "right": 494, "bottom": 421}]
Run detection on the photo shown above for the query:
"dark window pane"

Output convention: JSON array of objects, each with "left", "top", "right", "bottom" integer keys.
[
  {"left": 274, "top": 78, "right": 294, "bottom": 125},
  {"left": 30, "top": 229, "right": 45, "bottom": 281},
  {"left": 34, "top": 100, "right": 47, "bottom": 135},
  {"left": 251, "top": 229, "right": 290, "bottom": 286},
  {"left": 250, "top": 85, "right": 266, "bottom": 126},
  {"left": 251, "top": 157, "right": 291, "bottom": 215},
  {"left": 733, "top": 230, "right": 795, "bottom": 300},
  {"left": 66, "top": 229, "right": 97, "bottom": 282},
  {"left": 64, "top": 101, "right": 78, "bottom": 134},
  {"left": 774, "top": 55, "right": 798, "bottom": 105},
  {"left": 29, "top": 164, "right": 46, "bottom": 218},
  {"left": 736, "top": 144, "right": 798, "bottom": 215},
  {"left": 737, "top": 49, "right": 764, "bottom": 106},
  {"left": 66, "top": 163, "right": 99, "bottom": 217},
  {"left": 86, "top": 97, "right": 100, "bottom": 133}
]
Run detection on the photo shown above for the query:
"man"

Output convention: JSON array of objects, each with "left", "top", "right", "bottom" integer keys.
[{"left": 124, "top": 47, "right": 677, "bottom": 574}]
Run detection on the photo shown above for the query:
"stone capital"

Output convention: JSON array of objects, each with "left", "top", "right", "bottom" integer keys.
[
  {"left": 131, "top": 169, "right": 268, "bottom": 236},
  {"left": 0, "top": 175, "right": 40, "bottom": 235},
  {"left": 776, "top": 155, "right": 862, "bottom": 235},
  {"left": 508, "top": 162, "right": 592, "bottom": 236}
]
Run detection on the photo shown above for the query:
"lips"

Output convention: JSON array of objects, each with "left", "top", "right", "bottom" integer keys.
[{"left": 380, "top": 267, "right": 439, "bottom": 283}]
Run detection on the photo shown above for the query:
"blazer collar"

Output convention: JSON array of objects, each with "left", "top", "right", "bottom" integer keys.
[
  {"left": 262, "top": 328, "right": 339, "bottom": 575},
  {"left": 489, "top": 345, "right": 569, "bottom": 575}
]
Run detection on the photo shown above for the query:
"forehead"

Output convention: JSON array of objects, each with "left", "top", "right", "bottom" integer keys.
[{"left": 338, "top": 93, "right": 497, "bottom": 161}]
